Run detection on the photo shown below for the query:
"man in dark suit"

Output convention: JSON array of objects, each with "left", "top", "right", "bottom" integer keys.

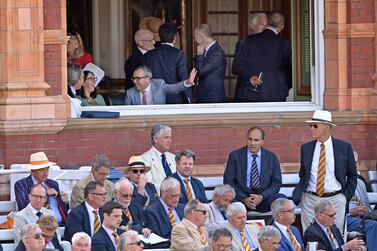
[
  {"left": 172, "top": 149, "right": 208, "bottom": 205},
  {"left": 123, "top": 155, "right": 158, "bottom": 207},
  {"left": 124, "top": 29, "right": 155, "bottom": 91},
  {"left": 292, "top": 110, "right": 358, "bottom": 232},
  {"left": 304, "top": 200, "right": 364, "bottom": 251},
  {"left": 271, "top": 198, "right": 305, "bottom": 251},
  {"left": 224, "top": 126, "right": 286, "bottom": 212},
  {"left": 144, "top": 177, "right": 184, "bottom": 248},
  {"left": 194, "top": 24, "right": 226, "bottom": 103},
  {"left": 232, "top": 12, "right": 292, "bottom": 102},
  {"left": 63, "top": 181, "right": 106, "bottom": 242},
  {"left": 91, "top": 201, "right": 125, "bottom": 251},
  {"left": 125, "top": 65, "right": 196, "bottom": 105},
  {"left": 14, "top": 151, "right": 69, "bottom": 224},
  {"left": 143, "top": 23, "right": 192, "bottom": 104}
]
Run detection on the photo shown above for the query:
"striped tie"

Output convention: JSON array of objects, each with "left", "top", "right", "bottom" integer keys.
[
  {"left": 287, "top": 227, "right": 302, "bottom": 251},
  {"left": 168, "top": 207, "right": 176, "bottom": 227},
  {"left": 316, "top": 143, "right": 326, "bottom": 196},
  {"left": 250, "top": 154, "right": 260, "bottom": 191},
  {"left": 93, "top": 210, "right": 100, "bottom": 233},
  {"left": 124, "top": 208, "right": 133, "bottom": 222},
  {"left": 327, "top": 227, "right": 338, "bottom": 248},
  {"left": 198, "top": 227, "right": 208, "bottom": 245},
  {"left": 184, "top": 179, "right": 193, "bottom": 201},
  {"left": 354, "top": 194, "right": 362, "bottom": 206},
  {"left": 240, "top": 230, "right": 252, "bottom": 251},
  {"left": 142, "top": 90, "right": 147, "bottom": 105},
  {"left": 112, "top": 232, "right": 119, "bottom": 249}
]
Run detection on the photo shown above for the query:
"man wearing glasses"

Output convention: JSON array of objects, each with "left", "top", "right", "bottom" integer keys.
[
  {"left": 293, "top": 110, "right": 358, "bottom": 232},
  {"left": 119, "top": 230, "right": 144, "bottom": 251},
  {"left": 14, "top": 184, "right": 54, "bottom": 246},
  {"left": 63, "top": 181, "right": 106, "bottom": 242},
  {"left": 170, "top": 199, "right": 209, "bottom": 251},
  {"left": 123, "top": 156, "right": 158, "bottom": 207},
  {"left": 304, "top": 200, "right": 365, "bottom": 251},
  {"left": 20, "top": 224, "right": 46, "bottom": 251},
  {"left": 70, "top": 154, "right": 114, "bottom": 208}
]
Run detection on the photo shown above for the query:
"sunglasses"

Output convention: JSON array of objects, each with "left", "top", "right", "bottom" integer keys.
[
  {"left": 195, "top": 209, "right": 207, "bottom": 215},
  {"left": 33, "top": 232, "right": 45, "bottom": 240},
  {"left": 320, "top": 212, "right": 336, "bottom": 218},
  {"left": 127, "top": 241, "right": 143, "bottom": 246},
  {"left": 131, "top": 169, "right": 145, "bottom": 174},
  {"left": 309, "top": 124, "right": 319, "bottom": 128}
]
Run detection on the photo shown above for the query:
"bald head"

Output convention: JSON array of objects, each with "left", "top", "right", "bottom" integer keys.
[{"left": 134, "top": 29, "right": 155, "bottom": 51}]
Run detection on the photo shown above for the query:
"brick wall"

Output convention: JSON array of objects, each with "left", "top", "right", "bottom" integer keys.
[{"left": 348, "top": 0, "right": 375, "bottom": 23}]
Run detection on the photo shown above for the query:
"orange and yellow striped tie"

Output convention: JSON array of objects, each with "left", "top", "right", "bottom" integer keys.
[
  {"left": 240, "top": 230, "right": 252, "bottom": 251},
  {"left": 93, "top": 210, "right": 100, "bottom": 233},
  {"left": 168, "top": 207, "right": 176, "bottom": 227},
  {"left": 316, "top": 143, "right": 326, "bottom": 196},
  {"left": 198, "top": 227, "right": 208, "bottom": 245},
  {"left": 327, "top": 227, "right": 338, "bottom": 248},
  {"left": 184, "top": 179, "right": 193, "bottom": 201},
  {"left": 112, "top": 232, "right": 119, "bottom": 248},
  {"left": 287, "top": 227, "right": 302, "bottom": 251},
  {"left": 354, "top": 194, "right": 362, "bottom": 206},
  {"left": 124, "top": 208, "right": 133, "bottom": 222}
]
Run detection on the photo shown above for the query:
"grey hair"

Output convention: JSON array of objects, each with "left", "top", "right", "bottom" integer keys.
[
  {"left": 21, "top": 223, "right": 40, "bottom": 242},
  {"left": 114, "top": 177, "right": 134, "bottom": 192},
  {"left": 315, "top": 199, "right": 333, "bottom": 214},
  {"left": 134, "top": 65, "right": 153, "bottom": 78},
  {"left": 227, "top": 202, "right": 246, "bottom": 217},
  {"left": 151, "top": 124, "right": 172, "bottom": 141},
  {"left": 118, "top": 230, "right": 139, "bottom": 251},
  {"left": 195, "top": 24, "right": 213, "bottom": 37},
  {"left": 258, "top": 226, "right": 281, "bottom": 241},
  {"left": 248, "top": 12, "right": 267, "bottom": 29},
  {"left": 92, "top": 154, "right": 111, "bottom": 171},
  {"left": 72, "top": 232, "right": 91, "bottom": 246},
  {"left": 175, "top": 149, "right": 196, "bottom": 163},
  {"left": 271, "top": 198, "right": 294, "bottom": 220},
  {"left": 214, "top": 184, "right": 235, "bottom": 198},
  {"left": 184, "top": 199, "right": 200, "bottom": 217},
  {"left": 160, "top": 177, "right": 180, "bottom": 192},
  {"left": 268, "top": 12, "right": 285, "bottom": 29},
  {"left": 68, "top": 64, "right": 82, "bottom": 87}
]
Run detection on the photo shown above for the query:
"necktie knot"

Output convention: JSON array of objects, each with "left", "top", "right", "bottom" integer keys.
[
  {"left": 36, "top": 211, "right": 42, "bottom": 218},
  {"left": 252, "top": 154, "right": 258, "bottom": 159}
]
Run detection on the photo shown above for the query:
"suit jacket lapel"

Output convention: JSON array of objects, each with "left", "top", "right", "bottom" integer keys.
[
  {"left": 157, "top": 201, "right": 171, "bottom": 228},
  {"left": 260, "top": 148, "right": 266, "bottom": 187},
  {"left": 241, "top": 147, "right": 249, "bottom": 189},
  {"left": 306, "top": 141, "right": 316, "bottom": 174},
  {"left": 332, "top": 138, "right": 341, "bottom": 180}
]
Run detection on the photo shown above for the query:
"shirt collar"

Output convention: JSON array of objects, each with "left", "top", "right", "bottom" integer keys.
[
  {"left": 85, "top": 201, "right": 97, "bottom": 212},
  {"left": 152, "top": 146, "right": 163, "bottom": 156},
  {"left": 138, "top": 47, "right": 147, "bottom": 55},
  {"left": 160, "top": 198, "right": 172, "bottom": 211},
  {"left": 274, "top": 221, "right": 288, "bottom": 232},
  {"left": 70, "top": 86, "right": 77, "bottom": 95},
  {"left": 27, "top": 203, "right": 40, "bottom": 215},
  {"left": 177, "top": 171, "right": 190, "bottom": 181},
  {"left": 317, "top": 136, "right": 332, "bottom": 146},
  {"left": 247, "top": 148, "right": 262, "bottom": 158},
  {"left": 144, "top": 83, "right": 152, "bottom": 93},
  {"left": 185, "top": 218, "right": 198, "bottom": 229},
  {"left": 162, "top": 42, "right": 174, "bottom": 47},
  {"left": 205, "top": 41, "right": 216, "bottom": 52},
  {"left": 102, "top": 224, "right": 116, "bottom": 234},
  {"left": 266, "top": 26, "right": 279, "bottom": 35}
]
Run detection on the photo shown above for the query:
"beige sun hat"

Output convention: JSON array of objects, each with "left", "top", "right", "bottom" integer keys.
[
  {"left": 26, "top": 152, "right": 56, "bottom": 170},
  {"left": 123, "top": 156, "right": 151, "bottom": 174},
  {"left": 306, "top": 110, "right": 337, "bottom": 127}
]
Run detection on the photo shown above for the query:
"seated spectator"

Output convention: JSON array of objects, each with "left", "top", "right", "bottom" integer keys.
[
  {"left": 198, "top": 228, "right": 233, "bottom": 251},
  {"left": 14, "top": 152, "right": 69, "bottom": 224},
  {"left": 67, "top": 32, "right": 93, "bottom": 68},
  {"left": 20, "top": 224, "right": 45, "bottom": 251},
  {"left": 170, "top": 199, "right": 209, "bottom": 251},
  {"left": 125, "top": 65, "right": 197, "bottom": 105},
  {"left": 304, "top": 199, "right": 365, "bottom": 251},
  {"left": 258, "top": 226, "right": 281, "bottom": 251},
  {"left": 91, "top": 201, "right": 125, "bottom": 251},
  {"left": 77, "top": 63, "right": 106, "bottom": 106},
  {"left": 63, "top": 181, "right": 106, "bottom": 242},
  {"left": 71, "top": 232, "right": 91, "bottom": 251},
  {"left": 144, "top": 177, "right": 184, "bottom": 247},
  {"left": 172, "top": 149, "right": 208, "bottom": 205},
  {"left": 114, "top": 178, "right": 151, "bottom": 236},
  {"left": 14, "top": 184, "right": 54, "bottom": 246},
  {"left": 70, "top": 154, "right": 114, "bottom": 208},
  {"left": 67, "top": 64, "right": 84, "bottom": 118},
  {"left": 271, "top": 198, "right": 305, "bottom": 251},
  {"left": 118, "top": 230, "right": 144, "bottom": 251},
  {"left": 225, "top": 202, "right": 259, "bottom": 251},
  {"left": 205, "top": 184, "right": 235, "bottom": 235},
  {"left": 123, "top": 155, "right": 158, "bottom": 207}
]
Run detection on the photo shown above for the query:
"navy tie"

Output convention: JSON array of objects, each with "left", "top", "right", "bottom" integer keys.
[
  {"left": 36, "top": 211, "right": 43, "bottom": 218},
  {"left": 220, "top": 210, "right": 227, "bottom": 220},
  {"left": 250, "top": 154, "right": 261, "bottom": 191},
  {"left": 161, "top": 154, "right": 173, "bottom": 177}
]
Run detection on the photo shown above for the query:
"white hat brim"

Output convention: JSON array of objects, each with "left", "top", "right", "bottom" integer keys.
[
  {"left": 305, "top": 120, "right": 337, "bottom": 127},
  {"left": 26, "top": 161, "right": 56, "bottom": 170}
]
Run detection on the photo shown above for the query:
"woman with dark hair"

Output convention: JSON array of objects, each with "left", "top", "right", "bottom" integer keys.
[
  {"left": 77, "top": 63, "right": 106, "bottom": 106},
  {"left": 67, "top": 32, "right": 93, "bottom": 68}
]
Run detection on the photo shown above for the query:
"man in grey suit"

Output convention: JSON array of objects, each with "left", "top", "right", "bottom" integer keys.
[
  {"left": 14, "top": 183, "right": 54, "bottom": 246},
  {"left": 125, "top": 65, "right": 197, "bottom": 105}
]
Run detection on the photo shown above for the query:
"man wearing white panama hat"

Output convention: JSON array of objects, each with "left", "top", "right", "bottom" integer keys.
[
  {"left": 14, "top": 152, "right": 69, "bottom": 224},
  {"left": 292, "top": 110, "right": 357, "bottom": 232}
]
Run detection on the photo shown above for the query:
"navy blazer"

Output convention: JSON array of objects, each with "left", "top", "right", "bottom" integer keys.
[
  {"left": 232, "top": 28, "right": 292, "bottom": 102},
  {"left": 172, "top": 172, "right": 208, "bottom": 205},
  {"left": 304, "top": 221, "right": 344, "bottom": 251},
  {"left": 15, "top": 234, "right": 63, "bottom": 251},
  {"left": 292, "top": 138, "right": 357, "bottom": 205},
  {"left": 14, "top": 174, "right": 69, "bottom": 222},
  {"left": 132, "top": 182, "right": 158, "bottom": 207},
  {"left": 91, "top": 227, "right": 125, "bottom": 251},
  {"left": 120, "top": 201, "right": 145, "bottom": 233},
  {"left": 194, "top": 42, "right": 227, "bottom": 103},
  {"left": 143, "top": 44, "right": 192, "bottom": 104},
  {"left": 273, "top": 223, "right": 305, "bottom": 251},
  {"left": 124, "top": 49, "right": 143, "bottom": 90},
  {"left": 144, "top": 199, "right": 184, "bottom": 239},
  {"left": 63, "top": 202, "right": 103, "bottom": 242},
  {"left": 224, "top": 146, "right": 282, "bottom": 202}
]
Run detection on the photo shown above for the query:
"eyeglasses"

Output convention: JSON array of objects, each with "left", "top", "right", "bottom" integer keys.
[
  {"left": 33, "top": 232, "right": 45, "bottom": 240},
  {"left": 30, "top": 194, "right": 47, "bottom": 200},
  {"left": 281, "top": 209, "right": 295, "bottom": 213},
  {"left": 195, "top": 209, "right": 207, "bottom": 215},
  {"left": 93, "top": 170, "right": 110, "bottom": 176},
  {"left": 127, "top": 241, "right": 143, "bottom": 246},
  {"left": 167, "top": 193, "right": 183, "bottom": 199},
  {"left": 309, "top": 124, "right": 319, "bottom": 128},
  {"left": 131, "top": 169, "right": 145, "bottom": 174},
  {"left": 118, "top": 191, "right": 132, "bottom": 199},
  {"left": 85, "top": 76, "right": 97, "bottom": 82},
  {"left": 91, "top": 192, "right": 107, "bottom": 197},
  {"left": 320, "top": 211, "right": 336, "bottom": 218},
  {"left": 131, "top": 76, "right": 148, "bottom": 82}
]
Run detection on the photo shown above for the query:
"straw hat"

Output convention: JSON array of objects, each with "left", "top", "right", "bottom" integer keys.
[
  {"left": 139, "top": 16, "right": 164, "bottom": 41},
  {"left": 123, "top": 156, "right": 151, "bottom": 173},
  {"left": 306, "top": 110, "right": 337, "bottom": 127},
  {"left": 26, "top": 152, "right": 56, "bottom": 170}
]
